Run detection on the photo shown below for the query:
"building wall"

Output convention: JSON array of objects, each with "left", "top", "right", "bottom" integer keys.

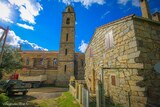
[
  {"left": 85, "top": 16, "right": 160, "bottom": 107},
  {"left": 133, "top": 17, "right": 160, "bottom": 106},
  {"left": 75, "top": 53, "right": 85, "bottom": 80},
  {"left": 19, "top": 51, "right": 59, "bottom": 84},
  {"left": 19, "top": 51, "right": 85, "bottom": 85}
]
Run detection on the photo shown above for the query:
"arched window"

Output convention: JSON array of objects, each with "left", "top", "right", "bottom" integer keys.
[
  {"left": 66, "top": 18, "right": 70, "bottom": 24},
  {"left": 81, "top": 59, "right": 84, "bottom": 67},
  {"left": 68, "top": 8, "right": 70, "bottom": 12},
  {"left": 33, "top": 58, "right": 37, "bottom": 67},
  {"left": 26, "top": 59, "right": 29, "bottom": 65},
  {"left": 66, "top": 33, "right": 68, "bottom": 41},
  {"left": 40, "top": 58, "right": 43, "bottom": 65},
  {"left": 53, "top": 58, "right": 57, "bottom": 66},
  {"left": 47, "top": 60, "right": 50, "bottom": 67}
]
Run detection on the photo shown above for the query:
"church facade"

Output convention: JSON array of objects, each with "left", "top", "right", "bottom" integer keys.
[{"left": 19, "top": 6, "right": 85, "bottom": 86}]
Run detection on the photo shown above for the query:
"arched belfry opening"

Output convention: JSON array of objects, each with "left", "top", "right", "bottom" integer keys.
[{"left": 66, "top": 5, "right": 74, "bottom": 12}]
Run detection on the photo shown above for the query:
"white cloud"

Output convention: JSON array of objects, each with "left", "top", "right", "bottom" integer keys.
[
  {"left": 0, "top": 30, "right": 48, "bottom": 51},
  {"left": 132, "top": 0, "right": 140, "bottom": 7},
  {"left": 118, "top": 0, "right": 140, "bottom": 7},
  {"left": 117, "top": 0, "right": 129, "bottom": 5},
  {"left": 78, "top": 40, "right": 88, "bottom": 53},
  {"left": 8, "top": 0, "right": 43, "bottom": 24},
  {"left": 60, "top": 0, "right": 105, "bottom": 8},
  {"left": 152, "top": 8, "right": 160, "bottom": 13},
  {"left": 101, "top": 11, "right": 110, "bottom": 19},
  {"left": 17, "top": 23, "right": 34, "bottom": 30},
  {"left": 0, "top": 1, "right": 13, "bottom": 23}
]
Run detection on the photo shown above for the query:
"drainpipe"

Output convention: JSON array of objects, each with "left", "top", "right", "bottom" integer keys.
[{"left": 100, "top": 68, "right": 105, "bottom": 107}]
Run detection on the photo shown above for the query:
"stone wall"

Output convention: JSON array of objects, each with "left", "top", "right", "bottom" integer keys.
[
  {"left": 133, "top": 17, "right": 160, "bottom": 106},
  {"left": 75, "top": 53, "right": 85, "bottom": 80},
  {"left": 19, "top": 51, "right": 85, "bottom": 86},
  {"left": 20, "top": 51, "right": 58, "bottom": 69},
  {"left": 85, "top": 15, "right": 160, "bottom": 107}
]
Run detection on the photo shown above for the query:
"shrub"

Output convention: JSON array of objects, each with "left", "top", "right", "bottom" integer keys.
[{"left": 0, "top": 93, "right": 9, "bottom": 106}]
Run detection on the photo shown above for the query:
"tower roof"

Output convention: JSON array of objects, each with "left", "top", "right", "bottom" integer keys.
[{"left": 65, "top": 5, "right": 74, "bottom": 12}]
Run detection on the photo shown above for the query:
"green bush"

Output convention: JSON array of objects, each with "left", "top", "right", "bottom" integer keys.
[{"left": 0, "top": 93, "right": 9, "bottom": 105}]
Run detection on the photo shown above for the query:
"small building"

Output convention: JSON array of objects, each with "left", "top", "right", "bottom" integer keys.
[{"left": 85, "top": 0, "right": 160, "bottom": 106}]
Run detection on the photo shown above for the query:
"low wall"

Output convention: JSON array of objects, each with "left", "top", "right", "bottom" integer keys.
[{"left": 69, "top": 80, "right": 89, "bottom": 107}]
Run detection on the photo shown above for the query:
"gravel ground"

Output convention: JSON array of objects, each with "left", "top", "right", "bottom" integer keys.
[
  {"left": 28, "top": 87, "right": 68, "bottom": 100},
  {"left": 5, "top": 87, "right": 68, "bottom": 106}
]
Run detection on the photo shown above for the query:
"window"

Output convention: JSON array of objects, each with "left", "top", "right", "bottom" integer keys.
[
  {"left": 81, "top": 60, "right": 84, "bottom": 67},
  {"left": 39, "top": 58, "right": 43, "bottom": 65},
  {"left": 66, "top": 33, "right": 68, "bottom": 41},
  {"left": 47, "top": 60, "right": 50, "bottom": 67},
  {"left": 65, "top": 49, "right": 68, "bottom": 55},
  {"left": 68, "top": 8, "right": 70, "bottom": 12},
  {"left": 66, "top": 18, "right": 70, "bottom": 24},
  {"left": 26, "top": 59, "right": 29, "bottom": 65},
  {"left": 111, "top": 75, "right": 116, "bottom": 86},
  {"left": 64, "top": 65, "right": 67, "bottom": 72},
  {"left": 53, "top": 58, "right": 57, "bottom": 65},
  {"left": 33, "top": 58, "right": 37, "bottom": 66},
  {"left": 105, "top": 30, "right": 114, "bottom": 50}
]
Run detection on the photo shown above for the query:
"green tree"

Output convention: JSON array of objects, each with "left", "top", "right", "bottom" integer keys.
[{"left": 0, "top": 45, "right": 22, "bottom": 79}]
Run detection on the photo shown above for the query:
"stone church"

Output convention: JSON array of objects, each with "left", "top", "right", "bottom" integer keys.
[{"left": 19, "top": 6, "right": 85, "bottom": 86}]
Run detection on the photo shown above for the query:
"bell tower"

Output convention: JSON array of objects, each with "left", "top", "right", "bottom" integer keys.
[{"left": 57, "top": 6, "right": 75, "bottom": 86}]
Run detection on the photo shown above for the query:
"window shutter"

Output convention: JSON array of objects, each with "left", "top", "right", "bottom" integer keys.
[
  {"left": 105, "top": 30, "right": 113, "bottom": 50},
  {"left": 109, "top": 31, "right": 113, "bottom": 48},
  {"left": 105, "top": 34, "right": 109, "bottom": 50}
]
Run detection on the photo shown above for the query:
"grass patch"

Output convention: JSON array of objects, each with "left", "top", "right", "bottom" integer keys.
[
  {"left": 31, "top": 92, "right": 80, "bottom": 107},
  {"left": 55, "top": 92, "right": 80, "bottom": 107},
  {"left": 31, "top": 99, "right": 57, "bottom": 107}
]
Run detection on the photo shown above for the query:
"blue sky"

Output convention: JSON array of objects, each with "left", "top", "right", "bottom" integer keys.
[{"left": 0, "top": 0, "right": 159, "bottom": 53}]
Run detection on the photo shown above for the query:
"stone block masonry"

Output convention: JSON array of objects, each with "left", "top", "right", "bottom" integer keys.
[{"left": 85, "top": 15, "right": 160, "bottom": 107}]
